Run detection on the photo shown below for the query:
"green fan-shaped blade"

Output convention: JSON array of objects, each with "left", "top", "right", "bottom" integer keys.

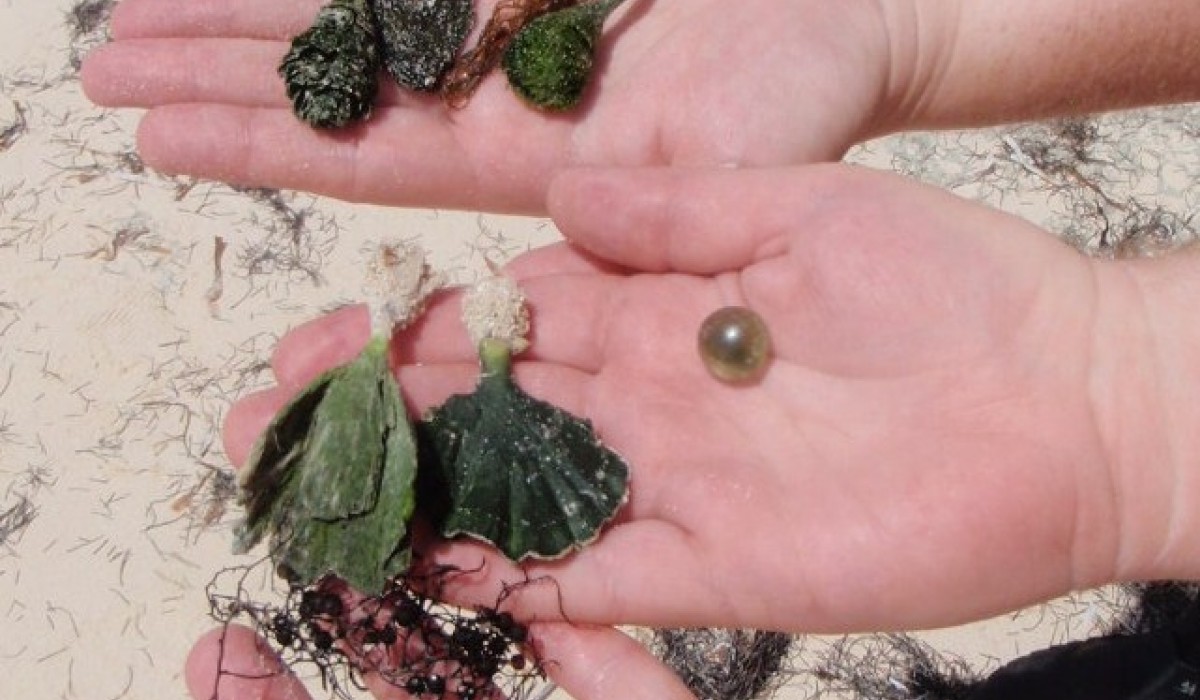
[
  {"left": 278, "top": 365, "right": 416, "bottom": 590},
  {"left": 233, "top": 336, "right": 417, "bottom": 593},
  {"left": 234, "top": 370, "right": 336, "bottom": 554},
  {"left": 420, "top": 339, "right": 629, "bottom": 560},
  {"left": 294, "top": 342, "right": 389, "bottom": 520}
]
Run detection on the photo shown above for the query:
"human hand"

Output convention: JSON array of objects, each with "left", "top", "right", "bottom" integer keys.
[
  {"left": 81, "top": 0, "right": 899, "bottom": 213},
  {"left": 184, "top": 620, "right": 696, "bottom": 700},
  {"left": 196, "top": 164, "right": 1200, "bottom": 698},
  {"left": 220, "top": 164, "right": 1186, "bottom": 637}
]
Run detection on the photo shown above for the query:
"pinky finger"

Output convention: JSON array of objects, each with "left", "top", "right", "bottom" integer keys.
[
  {"left": 532, "top": 622, "right": 695, "bottom": 700},
  {"left": 186, "top": 625, "right": 314, "bottom": 700}
]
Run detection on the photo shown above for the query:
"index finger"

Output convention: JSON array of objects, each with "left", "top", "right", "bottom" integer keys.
[{"left": 112, "top": 0, "right": 324, "bottom": 40}]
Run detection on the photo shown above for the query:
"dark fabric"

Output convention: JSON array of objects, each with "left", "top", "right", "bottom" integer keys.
[{"left": 967, "top": 601, "right": 1200, "bottom": 700}]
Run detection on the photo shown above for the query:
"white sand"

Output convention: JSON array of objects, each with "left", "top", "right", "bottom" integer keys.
[{"left": 1, "top": 1, "right": 1197, "bottom": 698}]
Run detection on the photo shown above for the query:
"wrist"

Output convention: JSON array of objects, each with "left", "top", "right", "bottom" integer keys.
[
  {"left": 1088, "top": 249, "right": 1200, "bottom": 583},
  {"left": 864, "top": 0, "right": 962, "bottom": 139},
  {"left": 871, "top": 0, "right": 1200, "bottom": 134}
]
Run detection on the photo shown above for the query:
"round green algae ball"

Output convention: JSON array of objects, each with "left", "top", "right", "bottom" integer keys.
[
  {"left": 697, "top": 306, "right": 773, "bottom": 383},
  {"left": 503, "top": 4, "right": 606, "bottom": 110}
]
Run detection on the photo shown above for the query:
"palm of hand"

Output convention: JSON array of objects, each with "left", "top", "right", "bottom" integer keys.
[
  {"left": 225, "top": 167, "right": 1114, "bottom": 638},
  {"left": 82, "top": 0, "right": 888, "bottom": 211}
]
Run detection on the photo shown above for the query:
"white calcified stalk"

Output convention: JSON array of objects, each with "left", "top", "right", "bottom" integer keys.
[
  {"left": 461, "top": 273, "right": 530, "bottom": 353},
  {"left": 363, "top": 241, "right": 444, "bottom": 336}
]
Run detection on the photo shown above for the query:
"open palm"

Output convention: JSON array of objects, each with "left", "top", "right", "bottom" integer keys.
[
  {"left": 221, "top": 165, "right": 1130, "bottom": 639},
  {"left": 82, "top": 0, "right": 893, "bottom": 212}
]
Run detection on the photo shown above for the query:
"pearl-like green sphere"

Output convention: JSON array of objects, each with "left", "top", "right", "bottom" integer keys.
[{"left": 697, "top": 307, "right": 772, "bottom": 383}]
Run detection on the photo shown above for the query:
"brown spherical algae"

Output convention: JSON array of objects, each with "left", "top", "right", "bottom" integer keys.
[{"left": 697, "top": 306, "right": 773, "bottom": 383}]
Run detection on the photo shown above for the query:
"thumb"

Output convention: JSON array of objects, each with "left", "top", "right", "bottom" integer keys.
[
  {"left": 546, "top": 165, "right": 848, "bottom": 275},
  {"left": 532, "top": 622, "right": 696, "bottom": 700},
  {"left": 186, "top": 626, "right": 313, "bottom": 700}
]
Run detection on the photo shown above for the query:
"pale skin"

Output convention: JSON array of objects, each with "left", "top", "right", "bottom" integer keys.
[
  {"left": 81, "top": 0, "right": 1200, "bottom": 214},
  {"left": 81, "top": 0, "right": 1200, "bottom": 698},
  {"left": 190, "top": 165, "right": 1200, "bottom": 700}
]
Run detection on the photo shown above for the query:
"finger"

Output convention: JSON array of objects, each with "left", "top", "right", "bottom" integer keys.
[
  {"left": 82, "top": 38, "right": 412, "bottom": 110},
  {"left": 111, "top": 0, "right": 324, "bottom": 40},
  {"left": 532, "top": 623, "right": 696, "bottom": 700},
  {"left": 424, "top": 520, "right": 725, "bottom": 630},
  {"left": 132, "top": 104, "right": 491, "bottom": 209},
  {"left": 502, "top": 241, "right": 628, "bottom": 279},
  {"left": 270, "top": 305, "right": 370, "bottom": 389},
  {"left": 82, "top": 39, "right": 289, "bottom": 109},
  {"left": 222, "top": 385, "right": 291, "bottom": 469},
  {"left": 399, "top": 273, "right": 624, "bottom": 375},
  {"left": 186, "top": 625, "right": 313, "bottom": 700},
  {"left": 548, "top": 165, "right": 851, "bottom": 274}
]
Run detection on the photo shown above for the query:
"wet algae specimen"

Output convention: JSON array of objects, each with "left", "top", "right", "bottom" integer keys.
[
  {"left": 278, "top": 0, "right": 381, "bottom": 129},
  {"left": 234, "top": 264, "right": 629, "bottom": 590},
  {"left": 420, "top": 337, "right": 629, "bottom": 560},
  {"left": 374, "top": 0, "right": 473, "bottom": 91},
  {"left": 224, "top": 255, "right": 627, "bottom": 697},
  {"left": 280, "top": 0, "right": 632, "bottom": 126},
  {"left": 504, "top": 0, "right": 628, "bottom": 110},
  {"left": 233, "top": 335, "right": 416, "bottom": 593}
]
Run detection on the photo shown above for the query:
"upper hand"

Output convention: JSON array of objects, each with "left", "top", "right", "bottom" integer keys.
[{"left": 81, "top": 0, "right": 895, "bottom": 213}]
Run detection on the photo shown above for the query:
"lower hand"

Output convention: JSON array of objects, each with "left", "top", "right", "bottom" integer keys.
[{"left": 199, "top": 164, "right": 1177, "bottom": 698}]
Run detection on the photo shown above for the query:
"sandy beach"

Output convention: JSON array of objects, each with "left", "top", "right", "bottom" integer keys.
[{"left": 1, "top": 1, "right": 1197, "bottom": 698}]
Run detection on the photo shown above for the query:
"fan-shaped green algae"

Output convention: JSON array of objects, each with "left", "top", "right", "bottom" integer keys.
[
  {"left": 233, "top": 258, "right": 628, "bottom": 594},
  {"left": 419, "top": 337, "right": 630, "bottom": 560},
  {"left": 418, "top": 275, "right": 629, "bottom": 560}
]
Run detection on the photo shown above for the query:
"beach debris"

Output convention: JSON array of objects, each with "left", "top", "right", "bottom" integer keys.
[
  {"left": 503, "top": 0, "right": 627, "bottom": 110},
  {"left": 279, "top": 0, "right": 380, "bottom": 128},
  {"left": 418, "top": 274, "right": 629, "bottom": 561},
  {"left": 65, "top": 0, "right": 116, "bottom": 71},
  {"left": 653, "top": 628, "right": 794, "bottom": 700},
  {"left": 373, "top": 0, "right": 474, "bottom": 91},
  {"left": 806, "top": 634, "right": 978, "bottom": 700},
  {"left": 0, "top": 494, "right": 38, "bottom": 549},
  {"left": 0, "top": 99, "right": 27, "bottom": 152},
  {"left": 207, "top": 565, "right": 551, "bottom": 700}
]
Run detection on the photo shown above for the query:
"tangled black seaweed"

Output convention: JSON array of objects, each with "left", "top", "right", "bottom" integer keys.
[
  {"left": 206, "top": 559, "right": 552, "bottom": 700},
  {"left": 805, "top": 634, "right": 978, "bottom": 700},
  {"left": 653, "top": 628, "right": 794, "bottom": 700},
  {"left": 1109, "top": 581, "right": 1200, "bottom": 636}
]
